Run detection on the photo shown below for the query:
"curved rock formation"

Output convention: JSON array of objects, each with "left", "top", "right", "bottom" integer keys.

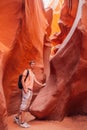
[
  {"left": 0, "top": 0, "right": 87, "bottom": 130},
  {"left": 30, "top": 29, "right": 83, "bottom": 120},
  {"left": 0, "top": 53, "right": 7, "bottom": 130},
  {"left": 0, "top": 0, "right": 48, "bottom": 129},
  {"left": 30, "top": 0, "right": 87, "bottom": 120}
]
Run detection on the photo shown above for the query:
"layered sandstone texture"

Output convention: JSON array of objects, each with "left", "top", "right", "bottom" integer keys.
[
  {"left": 0, "top": 0, "right": 48, "bottom": 130},
  {"left": 0, "top": 0, "right": 87, "bottom": 130},
  {"left": 30, "top": 0, "right": 87, "bottom": 120}
]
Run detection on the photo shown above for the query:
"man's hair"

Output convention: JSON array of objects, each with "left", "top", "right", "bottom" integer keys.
[{"left": 29, "top": 61, "right": 35, "bottom": 65}]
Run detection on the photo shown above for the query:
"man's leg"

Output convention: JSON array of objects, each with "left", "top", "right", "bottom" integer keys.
[
  {"left": 21, "top": 111, "right": 26, "bottom": 123},
  {"left": 18, "top": 90, "right": 32, "bottom": 128},
  {"left": 14, "top": 111, "right": 21, "bottom": 124},
  {"left": 19, "top": 110, "right": 30, "bottom": 128}
]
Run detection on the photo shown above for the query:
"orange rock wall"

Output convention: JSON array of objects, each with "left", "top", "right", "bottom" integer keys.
[
  {"left": 0, "top": 0, "right": 87, "bottom": 130},
  {"left": 0, "top": 0, "right": 48, "bottom": 129},
  {"left": 0, "top": 54, "right": 7, "bottom": 130},
  {"left": 30, "top": 0, "right": 87, "bottom": 120}
]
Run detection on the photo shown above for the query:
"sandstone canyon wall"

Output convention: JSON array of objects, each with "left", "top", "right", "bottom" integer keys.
[
  {"left": 0, "top": 0, "right": 87, "bottom": 130},
  {"left": 0, "top": 0, "right": 48, "bottom": 129},
  {"left": 30, "top": 0, "right": 87, "bottom": 120}
]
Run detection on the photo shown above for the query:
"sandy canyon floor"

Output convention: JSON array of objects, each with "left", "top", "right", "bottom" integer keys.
[{"left": 8, "top": 113, "right": 87, "bottom": 130}]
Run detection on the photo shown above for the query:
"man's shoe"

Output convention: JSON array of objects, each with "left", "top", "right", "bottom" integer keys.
[
  {"left": 14, "top": 116, "right": 19, "bottom": 125},
  {"left": 20, "top": 122, "right": 30, "bottom": 128}
]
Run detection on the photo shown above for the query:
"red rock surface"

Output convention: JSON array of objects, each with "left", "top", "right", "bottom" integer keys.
[
  {"left": 0, "top": 53, "right": 7, "bottom": 130},
  {"left": 0, "top": 0, "right": 48, "bottom": 129},
  {"left": 30, "top": 0, "right": 87, "bottom": 120},
  {"left": 30, "top": 29, "right": 83, "bottom": 120},
  {"left": 0, "top": 0, "right": 87, "bottom": 130}
]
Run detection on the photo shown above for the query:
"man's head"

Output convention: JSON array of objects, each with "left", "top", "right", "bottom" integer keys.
[{"left": 29, "top": 61, "right": 35, "bottom": 69}]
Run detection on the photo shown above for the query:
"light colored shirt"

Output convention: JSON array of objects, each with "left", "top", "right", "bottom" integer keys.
[{"left": 22, "top": 69, "right": 44, "bottom": 92}]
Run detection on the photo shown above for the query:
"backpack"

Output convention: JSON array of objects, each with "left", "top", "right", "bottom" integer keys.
[{"left": 18, "top": 69, "right": 29, "bottom": 89}]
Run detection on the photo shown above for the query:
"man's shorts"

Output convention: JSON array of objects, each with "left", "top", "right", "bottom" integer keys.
[{"left": 20, "top": 89, "right": 33, "bottom": 111}]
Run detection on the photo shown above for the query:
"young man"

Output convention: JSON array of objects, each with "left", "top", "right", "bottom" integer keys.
[{"left": 14, "top": 61, "right": 46, "bottom": 128}]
